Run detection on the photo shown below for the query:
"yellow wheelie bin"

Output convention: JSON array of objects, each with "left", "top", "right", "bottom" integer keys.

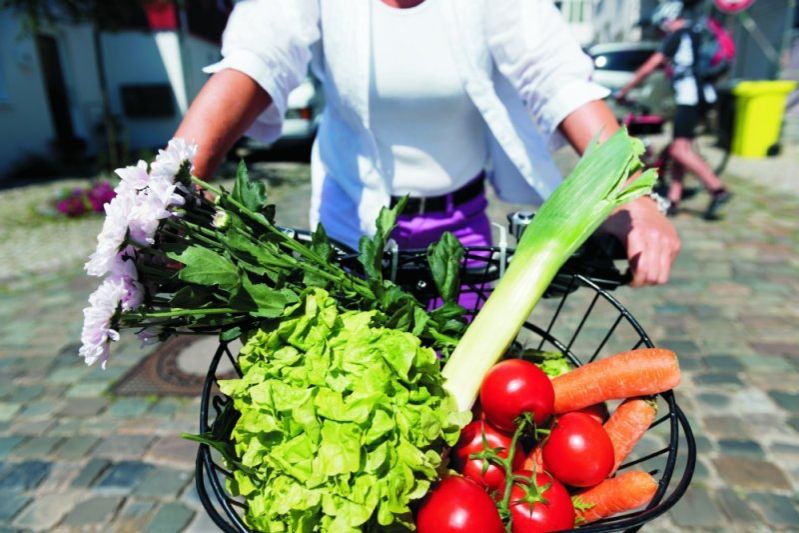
[{"left": 731, "top": 80, "right": 797, "bottom": 158}]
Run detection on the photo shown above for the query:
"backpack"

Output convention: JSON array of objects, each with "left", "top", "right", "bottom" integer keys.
[{"left": 694, "top": 16, "right": 736, "bottom": 81}]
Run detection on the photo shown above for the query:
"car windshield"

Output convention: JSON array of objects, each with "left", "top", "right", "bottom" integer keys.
[{"left": 592, "top": 49, "right": 654, "bottom": 72}]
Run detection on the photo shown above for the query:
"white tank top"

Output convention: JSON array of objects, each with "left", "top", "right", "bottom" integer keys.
[{"left": 369, "top": 0, "right": 487, "bottom": 197}]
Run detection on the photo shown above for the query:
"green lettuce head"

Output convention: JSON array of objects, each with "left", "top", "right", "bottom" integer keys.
[{"left": 219, "top": 289, "right": 468, "bottom": 531}]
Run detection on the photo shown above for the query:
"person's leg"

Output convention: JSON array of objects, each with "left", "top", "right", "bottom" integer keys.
[
  {"left": 666, "top": 158, "right": 685, "bottom": 206},
  {"left": 670, "top": 104, "right": 732, "bottom": 218},
  {"left": 668, "top": 138, "right": 725, "bottom": 192},
  {"left": 669, "top": 105, "right": 725, "bottom": 192}
]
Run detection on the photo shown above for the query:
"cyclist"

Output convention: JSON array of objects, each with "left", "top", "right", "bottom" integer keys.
[
  {"left": 615, "top": 0, "right": 732, "bottom": 219},
  {"left": 176, "top": 0, "right": 680, "bottom": 286}
]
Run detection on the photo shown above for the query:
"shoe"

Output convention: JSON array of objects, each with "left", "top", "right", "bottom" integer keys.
[{"left": 704, "top": 189, "right": 732, "bottom": 220}]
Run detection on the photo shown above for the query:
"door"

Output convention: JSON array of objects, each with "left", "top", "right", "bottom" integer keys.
[{"left": 36, "top": 34, "right": 75, "bottom": 141}]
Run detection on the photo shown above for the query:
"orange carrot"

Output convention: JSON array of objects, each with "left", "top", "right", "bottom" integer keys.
[
  {"left": 521, "top": 444, "right": 544, "bottom": 471},
  {"left": 573, "top": 471, "right": 658, "bottom": 524},
  {"left": 604, "top": 398, "right": 658, "bottom": 474},
  {"left": 551, "top": 349, "right": 680, "bottom": 413}
]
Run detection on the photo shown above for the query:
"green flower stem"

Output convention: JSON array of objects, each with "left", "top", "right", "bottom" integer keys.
[
  {"left": 170, "top": 218, "right": 224, "bottom": 243},
  {"left": 162, "top": 221, "right": 223, "bottom": 251},
  {"left": 191, "top": 176, "right": 332, "bottom": 267},
  {"left": 132, "top": 307, "right": 237, "bottom": 318}
]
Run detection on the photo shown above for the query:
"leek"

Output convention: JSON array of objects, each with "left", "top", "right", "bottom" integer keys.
[{"left": 442, "top": 128, "right": 656, "bottom": 411}]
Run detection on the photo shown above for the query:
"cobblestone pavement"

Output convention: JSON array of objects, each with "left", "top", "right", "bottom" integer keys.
[{"left": 0, "top": 152, "right": 798, "bottom": 532}]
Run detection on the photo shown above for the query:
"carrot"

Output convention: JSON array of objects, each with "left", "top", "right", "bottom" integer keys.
[
  {"left": 604, "top": 398, "right": 658, "bottom": 474},
  {"left": 521, "top": 444, "right": 544, "bottom": 471},
  {"left": 573, "top": 471, "right": 658, "bottom": 524},
  {"left": 551, "top": 348, "right": 680, "bottom": 413}
]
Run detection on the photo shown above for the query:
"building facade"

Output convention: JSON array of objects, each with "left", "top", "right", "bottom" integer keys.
[{"left": 0, "top": 1, "right": 228, "bottom": 179}]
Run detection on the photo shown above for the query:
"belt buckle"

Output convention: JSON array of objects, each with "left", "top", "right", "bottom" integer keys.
[{"left": 417, "top": 197, "right": 426, "bottom": 215}]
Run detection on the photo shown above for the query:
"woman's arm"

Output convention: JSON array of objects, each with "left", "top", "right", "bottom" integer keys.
[
  {"left": 175, "top": 70, "right": 272, "bottom": 179},
  {"left": 559, "top": 100, "right": 681, "bottom": 287}
]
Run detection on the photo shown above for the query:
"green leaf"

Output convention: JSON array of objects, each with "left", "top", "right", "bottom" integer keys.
[
  {"left": 220, "top": 326, "right": 242, "bottom": 342},
  {"left": 304, "top": 224, "right": 334, "bottom": 288},
  {"left": 170, "top": 285, "right": 215, "bottom": 308},
  {"left": 518, "top": 349, "right": 573, "bottom": 377},
  {"left": 231, "top": 159, "right": 267, "bottom": 212},
  {"left": 169, "top": 246, "right": 240, "bottom": 292},
  {"left": 226, "top": 232, "right": 295, "bottom": 282},
  {"left": 358, "top": 199, "right": 406, "bottom": 285},
  {"left": 241, "top": 275, "right": 298, "bottom": 318},
  {"left": 427, "top": 231, "right": 465, "bottom": 303}
]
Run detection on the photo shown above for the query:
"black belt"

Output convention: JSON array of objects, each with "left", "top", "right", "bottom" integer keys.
[{"left": 390, "top": 176, "right": 485, "bottom": 215}]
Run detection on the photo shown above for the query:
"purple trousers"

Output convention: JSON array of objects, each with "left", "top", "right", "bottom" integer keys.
[{"left": 392, "top": 192, "right": 493, "bottom": 313}]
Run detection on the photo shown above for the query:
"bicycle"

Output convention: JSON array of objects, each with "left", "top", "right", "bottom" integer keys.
[
  {"left": 617, "top": 97, "right": 731, "bottom": 202},
  {"left": 193, "top": 214, "right": 696, "bottom": 533}
]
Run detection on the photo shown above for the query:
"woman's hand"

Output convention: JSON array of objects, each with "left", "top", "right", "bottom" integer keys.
[{"left": 601, "top": 196, "right": 680, "bottom": 287}]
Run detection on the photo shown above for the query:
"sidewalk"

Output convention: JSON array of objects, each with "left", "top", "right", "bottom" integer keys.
[{"left": 0, "top": 152, "right": 797, "bottom": 531}]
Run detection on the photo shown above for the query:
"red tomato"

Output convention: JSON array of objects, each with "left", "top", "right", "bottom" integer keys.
[
  {"left": 416, "top": 476, "right": 505, "bottom": 533},
  {"left": 542, "top": 412, "right": 614, "bottom": 488},
  {"left": 452, "top": 420, "right": 524, "bottom": 491},
  {"left": 572, "top": 403, "right": 609, "bottom": 424},
  {"left": 480, "top": 359, "right": 554, "bottom": 432},
  {"left": 508, "top": 470, "right": 575, "bottom": 532}
]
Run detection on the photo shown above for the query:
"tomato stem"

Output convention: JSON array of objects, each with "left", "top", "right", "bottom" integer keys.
[{"left": 498, "top": 412, "right": 535, "bottom": 531}]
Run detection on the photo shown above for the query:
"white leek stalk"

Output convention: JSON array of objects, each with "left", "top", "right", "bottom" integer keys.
[{"left": 442, "top": 128, "right": 656, "bottom": 411}]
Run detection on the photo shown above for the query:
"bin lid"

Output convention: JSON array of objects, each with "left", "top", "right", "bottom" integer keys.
[{"left": 732, "top": 80, "right": 798, "bottom": 96}]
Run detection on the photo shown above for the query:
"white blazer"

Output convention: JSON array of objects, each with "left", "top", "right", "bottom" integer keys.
[{"left": 205, "top": 0, "right": 609, "bottom": 242}]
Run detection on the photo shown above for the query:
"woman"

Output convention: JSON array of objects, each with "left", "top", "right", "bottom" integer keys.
[
  {"left": 175, "top": 0, "right": 680, "bottom": 286},
  {"left": 615, "top": 0, "right": 731, "bottom": 219}
]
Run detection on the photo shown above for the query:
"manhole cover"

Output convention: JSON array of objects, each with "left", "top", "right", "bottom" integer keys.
[{"left": 111, "top": 336, "right": 240, "bottom": 396}]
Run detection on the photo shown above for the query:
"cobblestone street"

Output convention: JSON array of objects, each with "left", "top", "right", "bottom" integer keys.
[{"left": 1, "top": 150, "right": 798, "bottom": 532}]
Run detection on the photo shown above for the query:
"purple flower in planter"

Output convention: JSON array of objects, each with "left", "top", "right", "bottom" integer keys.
[
  {"left": 88, "top": 180, "right": 116, "bottom": 212},
  {"left": 58, "top": 193, "right": 89, "bottom": 217}
]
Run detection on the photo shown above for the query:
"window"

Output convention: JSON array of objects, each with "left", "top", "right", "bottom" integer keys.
[{"left": 120, "top": 84, "right": 175, "bottom": 118}]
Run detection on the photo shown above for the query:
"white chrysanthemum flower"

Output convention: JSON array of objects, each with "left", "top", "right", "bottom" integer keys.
[
  {"left": 79, "top": 277, "right": 126, "bottom": 369},
  {"left": 149, "top": 173, "right": 185, "bottom": 207},
  {"left": 150, "top": 138, "right": 197, "bottom": 180},
  {"left": 84, "top": 190, "right": 137, "bottom": 276},
  {"left": 128, "top": 191, "right": 168, "bottom": 246},
  {"left": 114, "top": 160, "right": 150, "bottom": 192},
  {"left": 111, "top": 246, "right": 144, "bottom": 312},
  {"left": 127, "top": 174, "right": 185, "bottom": 245}
]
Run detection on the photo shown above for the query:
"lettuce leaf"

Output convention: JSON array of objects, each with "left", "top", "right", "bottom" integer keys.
[{"left": 218, "top": 289, "right": 468, "bottom": 531}]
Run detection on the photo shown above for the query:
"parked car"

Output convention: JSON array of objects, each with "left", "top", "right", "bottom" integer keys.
[
  {"left": 234, "top": 75, "right": 323, "bottom": 158},
  {"left": 589, "top": 42, "right": 675, "bottom": 119},
  {"left": 280, "top": 76, "right": 323, "bottom": 143}
]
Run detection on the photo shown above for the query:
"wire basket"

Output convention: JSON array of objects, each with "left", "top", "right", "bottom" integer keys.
[{"left": 194, "top": 243, "right": 696, "bottom": 533}]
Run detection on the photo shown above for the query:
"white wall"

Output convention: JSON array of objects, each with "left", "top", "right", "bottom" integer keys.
[
  {"left": 0, "top": 11, "right": 56, "bottom": 177},
  {"left": 100, "top": 31, "right": 182, "bottom": 151},
  {"left": 183, "top": 35, "right": 220, "bottom": 101},
  {"left": 58, "top": 24, "right": 102, "bottom": 155},
  {"left": 99, "top": 31, "right": 219, "bottom": 152}
]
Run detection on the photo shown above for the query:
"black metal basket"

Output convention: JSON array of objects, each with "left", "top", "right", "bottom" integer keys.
[{"left": 194, "top": 243, "right": 696, "bottom": 533}]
